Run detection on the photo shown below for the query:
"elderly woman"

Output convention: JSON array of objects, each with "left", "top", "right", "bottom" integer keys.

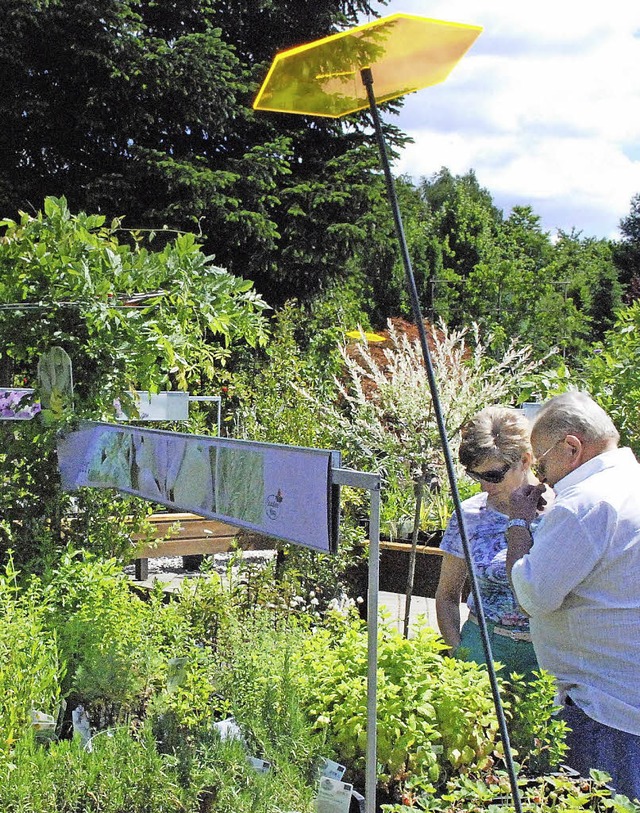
[{"left": 435, "top": 406, "right": 544, "bottom": 676}]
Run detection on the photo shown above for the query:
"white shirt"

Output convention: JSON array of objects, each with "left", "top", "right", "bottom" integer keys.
[{"left": 511, "top": 447, "right": 640, "bottom": 734}]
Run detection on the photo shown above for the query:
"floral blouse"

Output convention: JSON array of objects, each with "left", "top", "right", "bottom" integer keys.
[{"left": 440, "top": 491, "right": 530, "bottom": 631}]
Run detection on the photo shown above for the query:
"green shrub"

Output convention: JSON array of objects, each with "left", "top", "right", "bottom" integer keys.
[
  {"left": 0, "top": 545, "right": 574, "bottom": 812},
  {"left": 502, "top": 669, "right": 568, "bottom": 775},
  {"left": 0, "top": 555, "right": 63, "bottom": 754},
  {"left": 383, "top": 768, "right": 640, "bottom": 812},
  {"left": 0, "top": 726, "right": 189, "bottom": 812},
  {"left": 187, "top": 734, "right": 317, "bottom": 813},
  {"left": 149, "top": 598, "right": 325, "bottom": 812},
  {"left": 291, "top": 613, "right": 566, "bottom": 789},
  {"left": 585, "top": 301, "right": 640, "bottom": 456},
  {"left": 40, "top": 549, "right": 164, "bottom": 726},
  {"left": 0, "top": 195, "right": 268, "bottom": 570},
  {"left": 210, "top": 607, "right": 325, "bottom": 771}
]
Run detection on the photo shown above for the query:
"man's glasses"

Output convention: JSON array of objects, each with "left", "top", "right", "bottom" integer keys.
[
  {"left": 533, "top": 437, "right": 564, "bottom": 475},
  {"left": 465, "top": 462, "right": 512, "bottom": 484}
]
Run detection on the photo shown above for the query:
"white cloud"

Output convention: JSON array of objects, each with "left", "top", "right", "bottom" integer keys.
[{"left": 372, "top": 0, "right": 640, "bottom": 238}]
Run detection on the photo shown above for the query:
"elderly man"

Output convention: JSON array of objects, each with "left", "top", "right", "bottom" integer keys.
[{"left": 506, "top": 391, "right": 640, "bottom": 801}]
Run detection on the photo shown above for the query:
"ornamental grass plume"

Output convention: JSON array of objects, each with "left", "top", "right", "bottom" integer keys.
[
  {"left": 327, "top": 318, "right": 539, "bottom": 479},
  {"left": 297, "top": 318, "right": 546, "bottom": 627}
]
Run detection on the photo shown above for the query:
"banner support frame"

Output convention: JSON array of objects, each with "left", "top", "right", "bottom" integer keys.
[{"left": 332, "top": 467, "right": 381, "bottom": 813}]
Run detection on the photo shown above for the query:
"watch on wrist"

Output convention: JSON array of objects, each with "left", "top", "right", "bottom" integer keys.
[{"left": 507, "top": 518, "right": 530, "bottom": 530}]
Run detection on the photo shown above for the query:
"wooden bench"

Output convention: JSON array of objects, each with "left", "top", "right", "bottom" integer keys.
[
  {"left": 132, "top": 513, "right": 272, "bottom": 581},
  {"left": 132, "top": 515, "right": 449, "bottom": 597}
]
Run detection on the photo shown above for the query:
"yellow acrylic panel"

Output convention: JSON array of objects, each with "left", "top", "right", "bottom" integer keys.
[
  {"left": 345, "top": 330, "right": 387, "bottom": 342},
  {"left": 253, "top": 13, "right": 482, "bottom": 118}
]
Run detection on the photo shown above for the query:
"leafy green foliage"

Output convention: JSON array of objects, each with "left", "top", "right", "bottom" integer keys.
[
  {"left": 348, "top": 175, "right": 432, "bottom": 325},
  {"left": 376, "top": 169, "right": 624, "bottom": 363},
  {"left": 0, "top": 546, "right": 578, "bottom": 813},
  {"left": 0, "top": 0, "right": 628, "bottom": 337},
  {"left": 211, "top": 611, "right": 324, "bottom": 768},
  {"left": 148, "top": 577, "right": 331, "bottom": 812},
  {"left": 231, "top": 301, "right": 339, "bottom": 449},
  {"left": 584, "top": 301, "right": 640, "bottom": 456},
  {"left": 291, "top": 613, "right": 564, "bottom": 791},
  {"left": 0, "top": 196, "right": 268, "bottom": 401},
  {"left": 0, "top": 0, "right": 402, "bottom": 304},
  {"left": 186, "top": 734, "right": 317, "bottom": 813},
  {"left": 39, "top": 550, "right": 163, "bottom": 725},
  {"left": 503, "top": 670, "right": 568, "bottom": 776},
  {"left": 0, "top": 556, "right": 63, "bottom": 754},
  {"left": 0, "top": 196, "right": 268, "bottom": 568},
  {"left": 0, "top": 727, "right": 190, "bottom": 812},
  {"left": 0, "top": 544, "right": 324, "bottom": 809},
  {"left": 420, "top": 168, "right": 503, "bottom": 326},
  {"left": 384, "top": 768, "right": 640, "bottom": 812},
  {"left": 615, "top": 192, "right": 640, "bottom": 300}
]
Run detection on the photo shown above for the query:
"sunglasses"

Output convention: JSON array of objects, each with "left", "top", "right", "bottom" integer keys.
[{"left": 465, "top": 462, "right": 512, "bottom": 484}]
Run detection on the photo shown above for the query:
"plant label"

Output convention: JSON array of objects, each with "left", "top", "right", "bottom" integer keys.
[
  {"left": 315, "top": 777, "right": 353, "bottom": 813},
  {"left": 212, "top": 717, "right": 245, "bottom": 744},
  {"left": 318, "top": 757, "right": 346, "bottom": 781},
  {"left": 248, "top": 756, "right": 271, "bottom": 774}
]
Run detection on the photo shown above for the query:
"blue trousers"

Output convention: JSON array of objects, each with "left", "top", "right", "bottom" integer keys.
[{"left": 561, "top": 701, "right": 640, "bottom": 802}]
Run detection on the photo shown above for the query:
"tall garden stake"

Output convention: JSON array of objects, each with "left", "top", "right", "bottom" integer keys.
[
  {"left": 403, "top": 469, "right": 426, "bottom": 638},
  {"left": 253, "top": 13, "right": 523, "bottom": 813},
  {"left": 361, "top": 64, "right": 522, "bottom": 813}
]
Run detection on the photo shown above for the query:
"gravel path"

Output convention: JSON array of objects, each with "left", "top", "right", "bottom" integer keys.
[{"left": 123, "top": 550, "right": 277, "bottom": 590}]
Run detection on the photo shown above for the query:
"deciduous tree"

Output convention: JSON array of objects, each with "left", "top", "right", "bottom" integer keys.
[
  {"left": 0, "top": 196, "right": 268, "bottom": 568},
  {"left": 615, "top": 193, "right": 640, "bottom": 301}
]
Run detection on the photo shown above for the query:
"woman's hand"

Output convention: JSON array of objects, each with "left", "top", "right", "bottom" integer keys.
[
  {"left": 509, "top": 482, "right": 546, "bottom": 523},
  {"left": 537, "top": 483, "right": 555, "bottom": 513}
]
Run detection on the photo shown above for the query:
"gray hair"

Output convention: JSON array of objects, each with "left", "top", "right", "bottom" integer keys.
[
  {"left": 459, "top": 406, "right": 532, "bottom": 469},
  {"left": 532, "top": 391, "right": 619, "bottom": 446}
]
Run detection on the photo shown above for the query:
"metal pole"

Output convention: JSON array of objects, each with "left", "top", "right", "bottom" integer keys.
[
  {"left": 332, "top": 467, "right": 382, "bottom": 813},
  {"left": 365, "top": 479, "right": 381, "bottom": 813},
  {"left": 188, "top": 394, "right": 222, "bottom": 435},
  {"left": 360, "top": 66, "right": 523, "bottom": 813}
]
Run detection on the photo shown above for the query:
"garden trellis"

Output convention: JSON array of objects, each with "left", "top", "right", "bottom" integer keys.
[{"left": 253, "top": 13, "right": 525, "bottom": 813}]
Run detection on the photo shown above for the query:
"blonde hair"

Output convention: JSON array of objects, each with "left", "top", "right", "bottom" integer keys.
[{"left": 459, "top": 406, "right": 532, "bottom": 469}]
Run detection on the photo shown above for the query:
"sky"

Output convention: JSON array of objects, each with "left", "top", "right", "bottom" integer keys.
[{"left": 362, "top": 0, "right": 640, "bottom": 240}]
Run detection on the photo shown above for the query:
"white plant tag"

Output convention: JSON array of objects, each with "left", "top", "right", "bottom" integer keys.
[
  {"left": 315, "top": 777, "right": 353, "bottom": 813},
  {"left": 248, "top": 756, "right": 271, "bottom": 774},
  {"left": 72, "top": 705, "right": 91, "bottom": 746},
  {"left": 30, "top": 709, "right": 56, "bottom": 731},
  {"left": 212, "top": 717, "right": 245, "bottom": 744},
  {"left": 318, "top": 757, "right": 346, "bottom": 781}
]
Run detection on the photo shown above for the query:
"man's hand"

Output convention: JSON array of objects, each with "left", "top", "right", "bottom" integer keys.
[{"left": 509, "top": 483, "right": 547, "bottom": 523}]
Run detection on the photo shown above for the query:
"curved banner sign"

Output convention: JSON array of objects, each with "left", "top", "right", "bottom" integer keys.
[
  {"left": 58, "top": 421, "right": 340, "bottom": 553},
  {"left": 0, "top": 388, "right": 40, "bottom": 420}
]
